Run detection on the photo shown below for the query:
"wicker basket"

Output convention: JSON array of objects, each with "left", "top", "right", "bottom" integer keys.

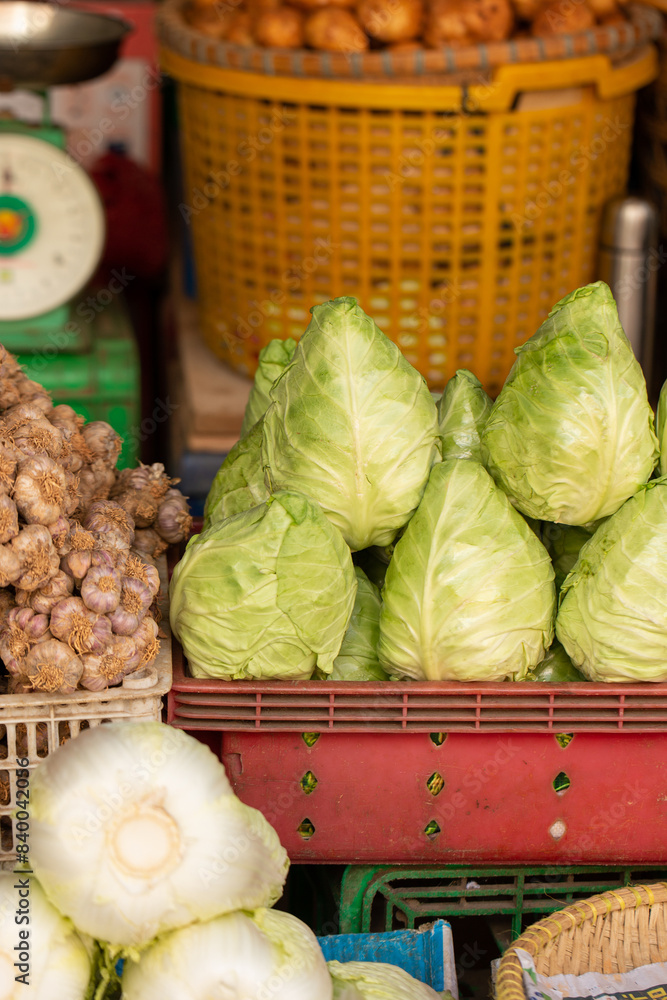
[{"left": 496, "top": 882, "right": 667, "bottom": 1000}]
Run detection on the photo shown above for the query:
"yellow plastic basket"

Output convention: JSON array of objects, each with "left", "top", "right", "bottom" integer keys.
[{"left": 160, "top": 3, "right": 658, "bottom": 392}]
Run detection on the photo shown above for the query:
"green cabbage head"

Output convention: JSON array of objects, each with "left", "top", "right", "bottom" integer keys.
[
  {"left": 329, "top": 961, "right": 440, "bottom": 1000},
  {"left": 170, "top": 491, "right": 357, "bottom": 679},
  {"left": 379, "top": 460, "right": 556, "bottom": 681},
  {"left": 262, "top": 297, "right": 439, "bottom": 551},
  {"left": 437, "top": 369, "right": 492, "bottom": 461},
  {"left": 325, "top": 566, "right": 388, "bottom": 681},
  {"left": 525, "top": 641, "right": 586, "bottom": 682},
  {"left": 481, "top": 282, "right": 658, "bottom": 525},
  {"left": 541, "top": 522, "right": 597, "bottom": 592},
  {"left": 241, "top": 338, "right": 297, "bottom": 436},
  {"left": 656, "top": 378, "right": 667, "bottom": 476},
  {"left": 556, "top": 479, "right": 667, "bottom": 681},
  {"left": 203, "top": 418, "right": 268, "bottom": 529}
]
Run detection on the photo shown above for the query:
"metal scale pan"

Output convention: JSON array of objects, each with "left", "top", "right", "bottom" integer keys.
[{"left": 0, "top": 2, "right": 130, "bottom": 89}]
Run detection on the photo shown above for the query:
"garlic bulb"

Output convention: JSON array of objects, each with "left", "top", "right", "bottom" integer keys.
[
  {"left": 0, "top": 617, "right": 31, "bottom": 676},
  {"left": 11, "top": 525, "right": 60, "bottom": 591},
  {"left": 133, "top": 529, "right": 168, "bottom": 559},
  {"left": 82, "top": 422, "right": 122, "bottom": 468},
  {"left": 14, "top": 587, "right": 29, "bottom": 607},
  {"left": 50, "top": 597, "right": 107, "bottom": 655},
  {"left": 0, "top": 608, "right": 48, "bottom": 678},
  {"left": 124, "top": 553, "right": 160, "bottom": 598},
  {"left": 29, "top": 571, "right": 74, "bottom": 615},
  {"left": 49, "top": 404, "right": 82, "bottom": 435},
  {"left": 60, "top": 522, "right": 95, "bottom": 556},
  {"left": 92, "top": 534, "right": 130, "bottom": 573},
  {"left": 108, "top": 577, "right": 152, "bottom": 635},
  {"left": 114, "top": 488, "right": 159, "bottom": 528},
  {"left": 63, "top": 471, "right": 81, "bottom": 517},
  {"left": 60, "top": 550, "right": 92, "bottom": 588},
  {"left": 84, "top": 500, "right": 135, "bottom": 544},
  {"left": 18, "top": 380, "right": 52, "bottom": 415},
  {"left": 80, "top": 635, "right": 137, "bottom": 691},
  {"left": 90, "top": 463, "right": 116, "bottom": 501},
  {"left": 2, "top": 402, "right": 47, "bottom": 429},
  {"left": 132, "top": 615, "right": 161, "bottom": 668},
  {"left": 74, "top": 467, "right": 98, "bottom": 516},
  {"left": 0, "top": 544, "right": 21, "bottom": 588},
  {"left": 13, "top": 417, "right": 63, "bottom": 461},
  {"left": 49, "top": 515, "right": 70, "bottom": 551},
  {"left": 24, "top": 639, "right": 83, "bottom": 694},
  {"left": 16, "top": 608, "right": 50, "bottom": 642},
  {"left": 59, "top": 524, "right": 95, "bottom": 586},
  {"left": 13, "top": 455, "right": 66, "bottom": 525},
  {"left": 113, "top": 463, "right": 175, "bottom": 508},
  {"left": 80, "top": 565, "right": 122, "bottom": 614},
  {"left": 0, "top": 446, "right": 17, "bottom": 494},
  {"left": 156, "top": 489, "right": 192, "bottom": 544},
  {"left": 0, "top": 380, "right": 20, "bottom": 411},
  {"left": 0, "top": 494, "right": 18, "bottom": 545}
]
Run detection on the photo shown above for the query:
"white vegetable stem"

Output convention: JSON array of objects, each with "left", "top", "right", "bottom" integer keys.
[
  {"left": 122, "top": 908, "right": 334, "bottom": 1000},
  {"left": 29, "top": 722, "right": 289, "bottom": 950},
  {"left": 0, "top": 874, "right": 90, "bottom": 999}
]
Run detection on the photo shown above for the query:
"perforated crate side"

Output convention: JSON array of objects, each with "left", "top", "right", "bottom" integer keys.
[{"left": 214, "top": 730, "right": 667, "bottom": 865}]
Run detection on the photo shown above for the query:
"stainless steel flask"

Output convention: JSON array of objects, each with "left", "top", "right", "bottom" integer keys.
[{"left": 598, "top": 196, "right": 660, "bottom": 378}]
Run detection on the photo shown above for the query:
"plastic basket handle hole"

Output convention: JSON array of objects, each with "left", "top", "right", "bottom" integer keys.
[
  {"left": 553, "top": 771, "right": 571, "bottom": 795},
  {"left": 424, "top": 820, "right": 441, "bottom": 841},
  {"left": 548, "top": 819, "right": 566, "bottom": 841},
  {"left": 429, "top": 733, "right": 447, "bottom": 747},
  {"left": 302, "top": 733, "right": 320, "bottom": 748},
  {"left": 555, "top": 733, "right": 574, "bottom": 749},
  {"left": 426, "top": 772, "right": 445, "bottom": 796},
  {"left": 297, "top": 818, "right": 315, "bottom": 840},
  {"left": 300, "top": 771, "right": 318, "bottom": 795}
]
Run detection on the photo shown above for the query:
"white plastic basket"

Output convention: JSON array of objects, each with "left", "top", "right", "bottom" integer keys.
[{"left": 0, "top": 556, "right": 173, "bottom": 868}]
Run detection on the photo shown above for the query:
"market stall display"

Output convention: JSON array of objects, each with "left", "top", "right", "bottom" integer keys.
[
  {"left": 167, "top": 284, "right": 667, "bottom": 867},
  {"left": 171, "top": 283, "right": 667, "bottom": 686}
]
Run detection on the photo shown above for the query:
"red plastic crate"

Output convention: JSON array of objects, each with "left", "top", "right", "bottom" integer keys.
[
  {"left": 217, "top": 730, "right": 667, "bottom": 865},
  {"left": 168, "top": 653, "right": 667, "bottom": 733},
  {"left": 168, "top": 645, "right": 667, "bottom": 864}
]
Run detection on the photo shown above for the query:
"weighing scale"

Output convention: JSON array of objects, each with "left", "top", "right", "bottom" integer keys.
[{"left": 0, "top": 2, "right": 129, "bottom": 351}]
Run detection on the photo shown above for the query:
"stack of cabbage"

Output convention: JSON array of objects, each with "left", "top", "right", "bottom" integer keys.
[
  {"left": 4, "top": 720, "right": 440, "bottom": 999},
  {"left": 171, "top": 283, "right": 667, "bottom": 683}
]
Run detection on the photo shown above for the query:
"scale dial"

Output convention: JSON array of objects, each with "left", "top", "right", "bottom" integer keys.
[{"left": 0, "top": 132, "right": 105, "bottom": 321}]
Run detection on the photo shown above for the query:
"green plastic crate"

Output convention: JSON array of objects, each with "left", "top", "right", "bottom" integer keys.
[
  {"left": 16, "top": 295, "right": 140, "bottom": 468},
  {"left": 339, "top": 865, "right": 667, "bottom": 945}
]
